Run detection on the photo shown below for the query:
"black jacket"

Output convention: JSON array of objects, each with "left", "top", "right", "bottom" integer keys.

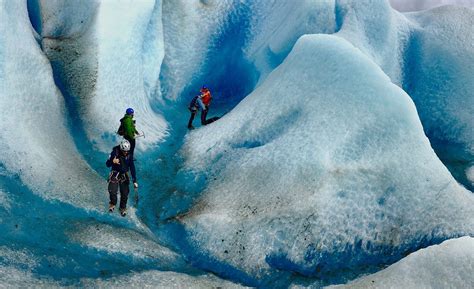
[{"left": 106, "top": 146, "right": 137, "bottom": 182}]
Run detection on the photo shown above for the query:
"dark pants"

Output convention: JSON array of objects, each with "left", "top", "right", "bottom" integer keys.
[
  {"left": 188, "top": 107, "right": 209, "bottom": 127},
  {"left": 108, "top": 181, "right": 130, "bottom": 209},
  {"left": 124, "top": 136, "right": 136, "bottom": 156}
]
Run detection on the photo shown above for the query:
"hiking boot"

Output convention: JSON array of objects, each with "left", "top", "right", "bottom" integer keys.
[
  {"left": 108, "top": 203, "right": 115, "bottom": 212},
  {"left": 120, "top": 208, "right": 127, "bottom": 217},
  {"left": 187, "top": 125, "right": 195, "bottom": 130}
]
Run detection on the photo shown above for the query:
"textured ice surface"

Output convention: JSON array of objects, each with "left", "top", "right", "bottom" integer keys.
[
  {"left": 0, "top": 266, "right": 248, "bottom": 288},
  {"left": 180, "top": 34, "right": 474, "bottom": 280},
  {"left": 68, "top": 222, "right": 182, "bottom": 269},
  {"left": 328, "top": 236, "right": 474, "bottom": 288}
]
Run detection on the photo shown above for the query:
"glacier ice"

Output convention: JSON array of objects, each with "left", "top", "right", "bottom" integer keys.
[
  {"left": 179, "top": 33, "right": 474, "bottom": 282},
  {"left": 1, "top": 0, "right": 473, "bottom": 287}
]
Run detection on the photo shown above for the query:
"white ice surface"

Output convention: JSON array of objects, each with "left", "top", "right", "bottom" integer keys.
[
  {"left": 181, "top": 34, "right": 474, "bottom": 277},
  {"left": 328, "top": 236, "right": 474, "bottom": 289}
]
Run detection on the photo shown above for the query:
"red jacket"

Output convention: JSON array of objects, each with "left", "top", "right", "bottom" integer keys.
[{"left": 201, "top": 90, "right": 212, "bottom": 106}]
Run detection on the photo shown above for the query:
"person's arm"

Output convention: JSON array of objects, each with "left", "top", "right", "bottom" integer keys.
[
  {"left": 106, "top": 148, "right": 117, "bottom": 167},
  {"left": 133, "top": 120, "right": 139, "bottom": 135},
  {"left": 197, "top": 97, "right": 206, "bottom": 111}
]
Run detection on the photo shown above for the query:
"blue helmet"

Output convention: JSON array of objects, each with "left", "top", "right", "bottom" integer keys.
[
  {"left": 126, "top": 108, "right": 134, "bottom": 115},
  {"left": 201, "top": 85, "right": 209, "bottom": 91}
]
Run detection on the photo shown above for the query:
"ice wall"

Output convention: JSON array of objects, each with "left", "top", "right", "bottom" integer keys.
[
  {"left": 179, "top": 34, "right": 474, "bottom": 283},
  {"left": 160, "top": 0, "right": 235, "bottom": 100},
  {"left": 0, "top": 0, "right": 104, "bottom": 209}
]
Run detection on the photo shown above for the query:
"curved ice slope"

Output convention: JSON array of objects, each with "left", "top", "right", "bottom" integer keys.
[
  {"left": 329, "top": 236, "right": 474, "bottom": 288},
  {"left": 179, "top": 34, "right": 474, "bottom": 282},
  {"left": 0, "top": 0, "right": 104, "bottom": 209}
]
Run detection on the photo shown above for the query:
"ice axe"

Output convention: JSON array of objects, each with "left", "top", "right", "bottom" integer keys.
[
  {"left": 133, "top": 182, "right": 139, "bottom": 206},
  {"left": 135, "top": 131, "right": 146, "bottom": 138}
]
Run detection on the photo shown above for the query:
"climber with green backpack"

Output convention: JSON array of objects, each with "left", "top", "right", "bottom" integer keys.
[{"left": 117, "top": 108, "right": 140, "bottom": 156}]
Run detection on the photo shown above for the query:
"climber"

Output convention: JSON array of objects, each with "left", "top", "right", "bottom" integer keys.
[
  {"left": 106, "top": 139, "right": 138, "bottom": 217},
  {"left": 117, "top": 108, "right": 140, "bottom": 156},
  {"left": 187, "top": 85, "right": 218, "bottom": 129}
]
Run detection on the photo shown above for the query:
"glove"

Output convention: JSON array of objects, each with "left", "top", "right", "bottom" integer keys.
[{"left": 133, "top": 182, "right": 138, "bottom": 189}]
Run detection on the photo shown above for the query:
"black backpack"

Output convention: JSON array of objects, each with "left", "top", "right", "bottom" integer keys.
[{"left": 117, "top": 118, "right": 125, "bottom": 136}]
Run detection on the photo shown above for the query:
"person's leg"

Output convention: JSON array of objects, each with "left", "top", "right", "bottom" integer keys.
[
  {"left": 201, "top": 107, "right": 208, "bottom": 125},
  {"left": 129, "top": 139, "right": 136, "bottom": 156},
  {"left": 119, "top": 181, "right": 130, "bottom": 210},
  {"left": 108, "top": 181, "right": 118, "bottom": 208},
  {"left": 188, "top": 110, "right": 196, "bottom": 128}
]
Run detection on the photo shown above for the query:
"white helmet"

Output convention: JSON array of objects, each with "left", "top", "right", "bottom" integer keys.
[{"left": 119, "top": 139, "right": 131, "bottom": 152}]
